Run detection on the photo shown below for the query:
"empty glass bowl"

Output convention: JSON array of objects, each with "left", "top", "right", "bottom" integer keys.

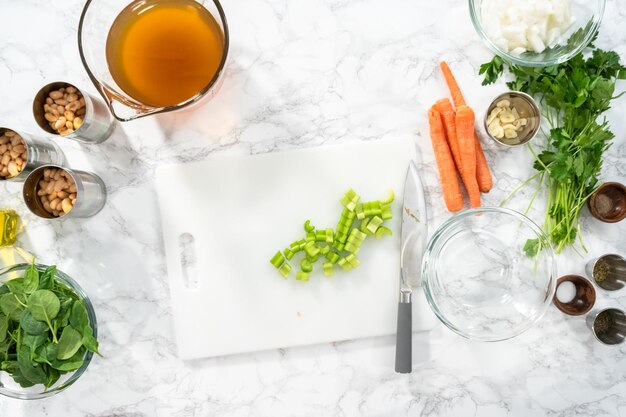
[
  {"left": 422, "top": 208, "right": 556, "bottom": 341},
  {"left": 469, "top": 0, "right": 605, "bottom": 67}
]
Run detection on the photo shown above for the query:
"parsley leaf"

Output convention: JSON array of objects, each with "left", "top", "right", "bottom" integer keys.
[{"left": 478, "top": 56, "right": 504, "bottom": 86}]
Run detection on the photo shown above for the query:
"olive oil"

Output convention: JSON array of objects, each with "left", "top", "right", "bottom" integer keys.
[
  {"left": 0, "top": 209, "right": 19, "bottom": 247},
  {"left": 106, "top": 0, "right": 225, "bottom": 108}
]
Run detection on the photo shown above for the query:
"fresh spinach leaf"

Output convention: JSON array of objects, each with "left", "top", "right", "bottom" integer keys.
[
  {"left": 44, "top": 366, "right": 60, "bottom": 390},
  {"left": 10, "top": 368, "right": 36, "bottom": 388},
  {"left": 51, "top": 347, "right": 85, "bottom": 372},
  {"left": 82, "top": 325, "right": 101, "bottom": 356},
  {"left": 34, "top": 343, "right": 58, "bottom": 366},
  {"left": 5, "top": 279, "right": 26, "bottom": 296},
  {"left": 19, "top": 310, "right": 49, "bottom": 335},
  {"left": 27, "top": 290, "right": 60, "bottom": 323},
  {"left": 0, "top": 293, "right": 25, "bottom": 321},
  {"left": 23, "top": 265, "right": 40, "bottom": 293},
  {"left": 57, "top": 326, "right": 83, "bottom": 360},
  {"left": 0, "top": 314, "right": 7, "bottom": 343},
  {"left": 70, "top": 301, "right": 89, "bottom": 330},
  {"left": 22, "top": 333, "right": 47, "bottom": 351},
  {"left": 38, "top": 266, "right": 56, "bottom": 290},
  {"left": 17, "top": 345, "right": 47, "bottom": 386}
]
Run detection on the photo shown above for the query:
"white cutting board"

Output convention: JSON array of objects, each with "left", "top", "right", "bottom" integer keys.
[{"left": 156, "top": 137, "right": 438, "bottom": 360}]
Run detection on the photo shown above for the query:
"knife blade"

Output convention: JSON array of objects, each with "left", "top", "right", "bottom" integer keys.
[{"left": 394, "top": 161, "right": 428, "bottom": 374}]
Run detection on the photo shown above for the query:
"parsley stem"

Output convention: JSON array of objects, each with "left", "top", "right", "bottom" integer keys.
[{"left": 500, "top": 172, "right": 541, "bottom": 208}]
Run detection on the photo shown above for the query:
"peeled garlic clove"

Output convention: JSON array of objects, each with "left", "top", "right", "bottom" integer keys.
[
  {"left": 504, "top": 129, "right": 518, "bottom": 139},
  {"left": 490, "top": 107, "right": 503, "bottom": 117},
  {"left": 488, "top": 120, "right": 501, "bottom": 135},
  {"left": 500, "top": 112, "right": 516, "bottom": 123},
  {"left": 496, "top": 99, "right": 511, "bottom": 108},
  {"left": 493, "top": 125, "right": 505, "bottom": 139}
]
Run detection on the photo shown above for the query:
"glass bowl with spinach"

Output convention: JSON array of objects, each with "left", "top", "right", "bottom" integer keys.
[{"left": 0, "top": 263, "right": 99, "bottom": 399}]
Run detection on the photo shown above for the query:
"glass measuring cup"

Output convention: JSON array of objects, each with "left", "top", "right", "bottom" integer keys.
[{"left": 78, "top": 0, "right": 229, "bottom": 122}]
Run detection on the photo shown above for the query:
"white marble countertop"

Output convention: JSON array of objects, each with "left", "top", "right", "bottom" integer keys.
[{"left": 1, "top": 0, "right": 626, "bottom": 415}]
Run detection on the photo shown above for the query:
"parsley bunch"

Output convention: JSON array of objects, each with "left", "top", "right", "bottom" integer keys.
[{"left": 480, "top": 36, "right": 626, "bottom": 255}]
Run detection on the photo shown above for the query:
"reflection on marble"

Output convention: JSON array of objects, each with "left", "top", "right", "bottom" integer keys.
[{"left": 0, "top": 0, "right": 625, "bottom": 415}]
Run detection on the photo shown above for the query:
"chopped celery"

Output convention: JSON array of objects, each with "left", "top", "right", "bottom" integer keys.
[
  {"left": 315, "top": 230, "right": 327, "bottom": 242},
  {"left": 381, "top": 189, "right": 395, "bottom": 205},
  {"left": 279, "top": 262, "right": 292, "bottom": 278},
  {"left": 301, "top": 259, "right": 313, "bottom": 273},
  {"left": 272, "top": 188, "right": 395, "bottom": 281},
  {"left": 355, "top": 204, "right": 365, "bottom": 220},
  {"left": 380, "top": 204, "right": 392, "bottom": 220},
  {"left": 366, "top": 216, "right": 383, "bottom": 234},
  {"left": 340, "top": 189, "right": 360, "bottom": 211},
  {"left": 325, "top": 251, "right": 340, "bottom": 264},
  {"left": 323, "top": 262, "right": 334, "bottom": 277},
  {"left": 338, "top": 257, "right": 353, "bottom": 271},
  {"left": 304, "top": 241, "right": 320, "bottom": 257},
  {"left": 290, "top": 239, "right": 306, "bottom": 252},
  {"left": 306, "top": 253, "right": 319, "bottom": 263},
  {"left": 296, "top": 271, "right": 310, "bottom": 281},
  {"left": 270, "top": 251, "right": 285, "bottom": 268},
  {"left": 375, "top": 226, "right": 392, "bottom": 239},
  {"left": 284, "top": 248, "right": 295, "bottom": 260},
  {"left": 348, "top": 229, "right": 366, "bottom": 242},
  {"left": 332, "top": 241, "right": 345, "bottom": 252},
  {"left": 304, "top": 220, "right": 315, "bottom": 233},
  {"left": 360, "top": 218, "right": 372, "bottom": 234}
]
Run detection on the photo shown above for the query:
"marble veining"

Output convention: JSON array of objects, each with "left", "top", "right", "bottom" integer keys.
[{"left": 0, "top": 0, "right": 625, "bottom": 415}]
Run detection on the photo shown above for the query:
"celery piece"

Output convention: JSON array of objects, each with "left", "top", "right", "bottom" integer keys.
[
  {"left": 270, "top": 251, "right": 285, "bottom": 268},
  {"left": 296, "top": 272, "right": 310, "bottom": 281},
  {"left": 304, "top": 241, "right": 320, "bottom": 257},
  {"left": 301, "top": 259, "right": 313, "bottom": 273},
  {"left": 325, "top": 252, "right": 340, "bottom": 264},
  {"left": 375, "top": 226, "right": 392, "bottom": 239},
  {"left": 279, "top": 262, "right": 292, "bottom": 278},
  {"left": 366, "top": 216, "right": 383, "bottom": 234}
]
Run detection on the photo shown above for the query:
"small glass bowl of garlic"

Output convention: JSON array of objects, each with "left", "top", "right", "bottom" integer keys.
[{"left": 484, "top": 92, "right": 541, "bottom": 147}]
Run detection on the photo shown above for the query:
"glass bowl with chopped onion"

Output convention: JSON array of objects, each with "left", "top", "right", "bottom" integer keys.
[{"left": 469, "top": 0, "right": 605, "bottom": 67}]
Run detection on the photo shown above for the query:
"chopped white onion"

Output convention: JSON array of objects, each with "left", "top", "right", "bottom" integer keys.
[{"left": 481, "top": 0, "right": 576, "bottom": 55}]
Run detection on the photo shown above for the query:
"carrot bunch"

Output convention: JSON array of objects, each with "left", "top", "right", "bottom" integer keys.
[{"left": 427, "top": 61, "right": 493, "bottom": 212}]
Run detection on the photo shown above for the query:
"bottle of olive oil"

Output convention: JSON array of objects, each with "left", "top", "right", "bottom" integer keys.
[{"left": 0, "top": 209, "right": 19, "bottom": 247}]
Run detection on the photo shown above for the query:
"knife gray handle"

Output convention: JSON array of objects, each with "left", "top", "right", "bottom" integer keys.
[{"left": 394, "top": 301, "right": 412, "bottom": 373}]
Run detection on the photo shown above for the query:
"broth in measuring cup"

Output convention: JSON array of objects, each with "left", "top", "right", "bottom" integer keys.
[{"left": 106, "top": 0, "right": 225, "bottom": 108}]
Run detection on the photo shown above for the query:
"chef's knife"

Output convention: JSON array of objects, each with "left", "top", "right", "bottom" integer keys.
[{"left": 395, "top": 161, "right": 427, "bottom": 374}]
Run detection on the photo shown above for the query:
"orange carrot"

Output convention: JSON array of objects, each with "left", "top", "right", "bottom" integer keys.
[
  {"left": 455, "top": 106, "right": 480, "bottom": 208},
  {"left": 440, "top": 61, "right": 466, "bottom": 108},
  {"left": 475, "top": 133, "right": 493, "bottom": 193},
  {"left": 434, "top": 98, "right": 462, "bottom": 172},
  {"left": 428, "top": 107, "right": 463, "bottom": 212}
]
